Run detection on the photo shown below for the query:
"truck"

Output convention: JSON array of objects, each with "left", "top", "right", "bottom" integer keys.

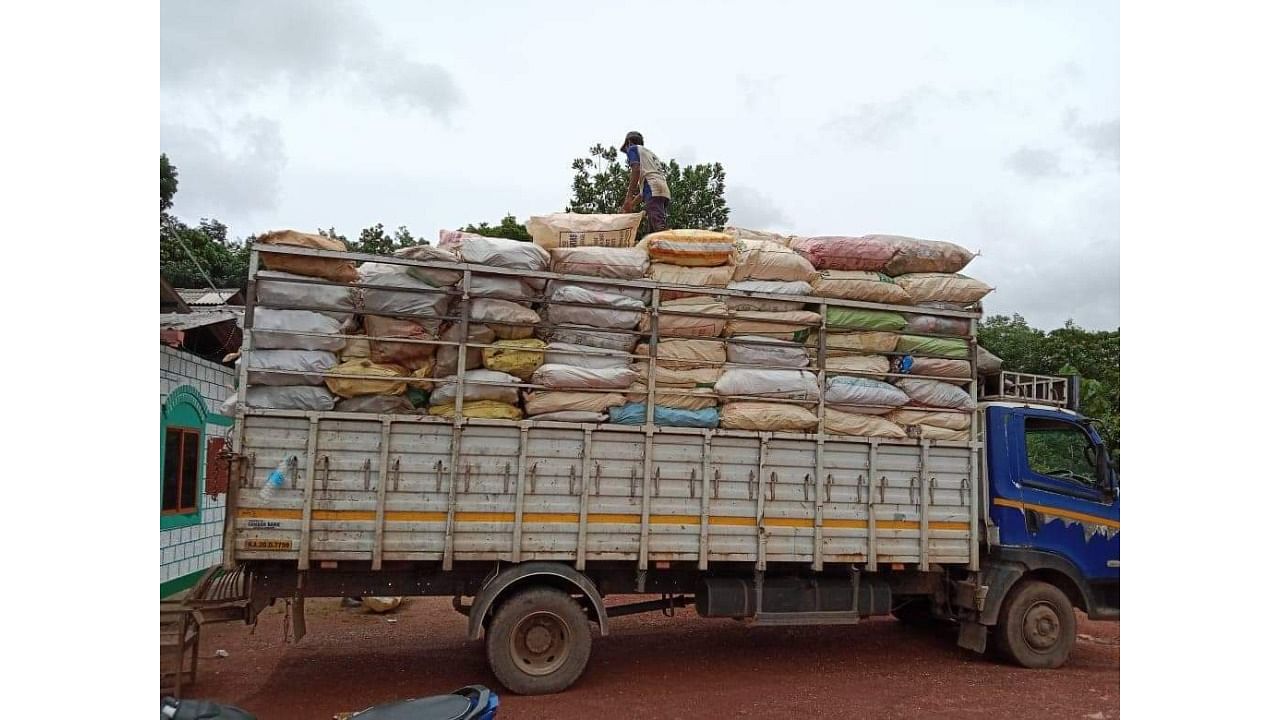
[{"left": 198, "top": 241, "right": 1120, "bottom": 695}]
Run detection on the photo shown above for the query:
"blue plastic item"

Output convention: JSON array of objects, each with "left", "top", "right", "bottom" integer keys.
[{"left": 608, "top": 402, "right": 720, "bottom": 428}]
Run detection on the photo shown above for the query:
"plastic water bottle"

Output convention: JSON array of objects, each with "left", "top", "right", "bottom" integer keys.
[{"left": 259, "top": 457, "right": 289, "bottom": 501}]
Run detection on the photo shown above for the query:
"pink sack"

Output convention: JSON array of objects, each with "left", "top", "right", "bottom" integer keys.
[{"left": 789, "top": 236, "right": 896, "bottom": 272}]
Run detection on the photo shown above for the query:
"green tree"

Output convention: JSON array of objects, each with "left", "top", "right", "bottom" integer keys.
[
  {"left": 459, "top": 214, "right": 532, "bottom": 242},
  {"left": 161, "top": 154, "right": 178, "bottom": 213},
  {"left": 351, "top": 223, "right": 425, "bottom": 254},
  {"left": 161, "top": 218, "right": 251, "bottom": 289},
  {"left": 567, "top": 144, "right": 730, "bottom": 233},
  {"left": 979, "top": 314, "right": 1120, "bottom": 458},
  {"left": 160, "top": 155, "right": 250, "bottom": 289}
]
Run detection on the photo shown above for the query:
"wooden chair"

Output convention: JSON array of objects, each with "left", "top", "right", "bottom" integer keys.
[{"left": 160, "top": 600, "right": 200, "bottom": 697}]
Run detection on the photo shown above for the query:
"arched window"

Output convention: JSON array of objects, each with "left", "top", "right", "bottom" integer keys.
[{"left": 161, "top": 385, "right": 207, "bottom": 529}]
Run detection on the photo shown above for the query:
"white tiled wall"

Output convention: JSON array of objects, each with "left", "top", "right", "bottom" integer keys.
[{"left": 160, "top": 347, "right": 236, "bottom": 593}]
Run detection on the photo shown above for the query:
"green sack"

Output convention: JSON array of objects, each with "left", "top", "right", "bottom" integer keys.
[
  {"left": 897, "top": 334, "right": 970, "bottom": 359},
  {"left": 825, "top": 307, "right": 908, "bottom": 332}
]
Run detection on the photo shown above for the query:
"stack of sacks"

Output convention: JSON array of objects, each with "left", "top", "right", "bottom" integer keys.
[
  {"left": 892, "top": 379, "right": 977, "bottom": 440},
  {"left": 822, "top": 377, "right": 910, "bottom": 439},
  {"left": 528, "top": 244, "right": 650, "bottom": 420},
  {"left": 724, "top": 237, "right": 818, "bottom": 366},
  {"left": 646, "top": 229, "right": 738, "bottom": 302},
  {"left": 439, "top": 231, "right": 548, "bottom": 340},
  {"left": 250, "top": 269, "right": 354, "bottom": 397},
  {"left": 893, "top": 274, "right": 991, "bottom": 359},
  {"left": 246, "top": 230, "right": 362, "bottom": 411},
  {"left": 715, "top": 368, "right": 820, "bottom": 432},
  {"left": 626, "top": 338, "right": 723, "bottom": 426},
  {"left": 428, "top": 369, "right": 524, "bottom": 420},
  {"left": 813, "top": 307, "right": 907, "bottom": 372}
]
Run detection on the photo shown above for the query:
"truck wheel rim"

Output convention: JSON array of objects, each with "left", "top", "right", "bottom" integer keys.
[
  {"left": 1022, "top": 601, "right": 1061, "bottom": 652},
  {"left": 510, "top": 610, "right": 570, "bottom": 676}
]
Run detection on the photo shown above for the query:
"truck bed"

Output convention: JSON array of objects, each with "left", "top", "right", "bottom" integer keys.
[{"left": 232, "top": 411, "right": 981, "bottom": 571}]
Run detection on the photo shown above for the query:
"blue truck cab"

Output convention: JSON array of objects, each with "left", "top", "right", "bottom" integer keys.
[{"left": 952, "top": 384, "right": 1119, "bottom": 668}]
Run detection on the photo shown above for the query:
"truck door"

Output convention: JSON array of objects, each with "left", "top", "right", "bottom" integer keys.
[{"left": 1000, "top": 408, "right": 1120, "bottom": 582}]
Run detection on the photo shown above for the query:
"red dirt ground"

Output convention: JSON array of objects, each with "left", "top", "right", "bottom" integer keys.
[{"left": 184, "top": 597, "right": 1119, "bottom": 719}]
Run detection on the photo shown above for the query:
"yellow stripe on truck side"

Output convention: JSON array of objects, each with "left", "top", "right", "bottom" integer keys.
[
  {"left": 993, "top": 498, "right": 1119, "bottom": 529},
  {"left": 238, "top": 507, "right": 967, "bottom": 531}
]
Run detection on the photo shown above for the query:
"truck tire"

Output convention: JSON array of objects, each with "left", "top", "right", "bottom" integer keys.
[
  {"left": 994, "top": 580, "right": 1076, "bottom": 669},
  {"left": 485, "top": 586, "right": 592, "bottom": 695}
]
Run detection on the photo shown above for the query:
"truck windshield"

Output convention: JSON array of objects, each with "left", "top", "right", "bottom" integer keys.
[{"left": 1024, "top": 417, "right": 1101, "bottom": 489}]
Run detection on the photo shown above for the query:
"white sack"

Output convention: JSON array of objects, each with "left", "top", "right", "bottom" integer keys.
[
  {"left": 429, "top": 369, "right": 522, "bottom": 406},
  {"left": 897, "top": 378, "right": 977, "bottom": 410},
  {"left": 727, "top": 337, "right": 809, "bottom": 368},
  {"left": 543, "top": 342, "right": 632, "bottom": 369},
  {"left": 824, "top": 377, "right": 909, "bottom": 414},
  {"left": 725, "top": 280, "right": 813, "bottom": 311},
  {"left": 247, "top": 349, "right": 338, "bottom": 386},
  {"left": 531, "top": 364, "right": 638, "bottom": 390},
  {"left": 245, "top": 385, "right": 336, "bottom": 411},
  {"left": 253, "top": 309, "right": 344, "bottom": 351},
  {"left": 715, "top": 369, "right": 819, "bottom": 401},
  {"left": 359, "top": 262, "right": 451, "bottom": 317},
  {"left": 546, "top": 285, "right": 645, "bottom": 329},
  {"left": 437, "top": 230, "right": 550, "bottom": 272}
]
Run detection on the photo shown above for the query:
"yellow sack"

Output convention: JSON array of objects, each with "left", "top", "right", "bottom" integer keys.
[
  {"left": 809, "top": 332, "right": 899, "bottom": 355},
  {"left": 523, "top": 391, "right": 626, "bottom": 415},
  {"left": 646, "top": 229, "right": 737, "bottom": 267},
  {"left": 428, "top": 400, "right": 524, "bottom": 420},
  {"left": 815, "top": 354, "right": 891, "bottom": 379},
  {"left": 633, "top": 339, "right": 726, "bottom": 370},
  {"left": 889, "top": 409, "right": 972, "bottom": 431},
  {"left": 631, "top": 364, "right": 722, "bottom": 387},
  {"left": 482, "top": 339, "right": 546, "bottom": 381},
  {"left": 339, "top": 336, "right": 371, "bottom": 361},
  {"left": 824, "top": 409, "right": 906, "bottom": 438},
  {"left": 810, "top": 271, "right": 912, "bottom": 304},
  {"left": 324, "top": 359, "right": 408, "bottom": 398},
  {"left": 648, "top": 263, "right": 735, "bottom": 300},
  {"left": 638, "top": 300, "right": 728, "bottom": 338},
  {"left": 625, "top": 382, "right": 719, "bottom": 410},
  {"left": 916, "top": 424, "right": 971, "bottom": 441},
  {"left": 894, "top": 273, "right": 992, "bottom": 304},
  {"left": 725, "top": 311, "right": 822, "bottom": 341},
  {"left": 720, "top": 402, "right": 817, "bottom": 432},
  {"left": 731, "top": 239, "right": 818, "bottom": 283}
]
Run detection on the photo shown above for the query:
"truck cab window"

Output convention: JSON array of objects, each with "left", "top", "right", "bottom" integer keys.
[{"left": 1024, "top": 418, "right": 1099, "bottom": 489}]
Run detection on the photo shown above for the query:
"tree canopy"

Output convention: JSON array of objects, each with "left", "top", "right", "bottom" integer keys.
[
  {"left": 460, "top": 214, "right": 532, "bottom": 242},
  {"left": 567, "top": 144, "right": 729, "bottom": 232},
  {"left": 979, "top": 314, "right": 1120, "bottom": 457},
  {"left": 160, "top": 155, "right": 250, "bottom": 289}
]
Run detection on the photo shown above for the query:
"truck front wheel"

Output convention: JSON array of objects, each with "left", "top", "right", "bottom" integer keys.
[
  {"left": 485, "top": 586, "right": 592, "bottom": 695},
  {"left": 995, "top": 580, "right": 1076, "bottom": 668}
]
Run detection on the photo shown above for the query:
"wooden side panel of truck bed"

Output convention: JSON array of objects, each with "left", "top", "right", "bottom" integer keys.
[{"left": 231, "top": 411, "right": 981, "bottom": 570}]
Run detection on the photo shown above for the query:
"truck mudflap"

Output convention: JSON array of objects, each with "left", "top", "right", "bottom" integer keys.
[{"left": 465, "top": 563, "right": 609, "bottom": 641}]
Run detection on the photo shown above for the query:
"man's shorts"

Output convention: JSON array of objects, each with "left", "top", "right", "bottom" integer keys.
[{"left": 645, "top": 196, "right": 670, "bottom": 233}]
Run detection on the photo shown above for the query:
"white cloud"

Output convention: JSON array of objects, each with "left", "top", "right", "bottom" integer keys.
[
  {"left": 1064, "top": 108, "right": 1120, "bottom": 165},
  {"left": 161, "top": 117, "right": 286, "bottom": 220},
  {"left": 160, "top": 0, "right": 460, "bottom": 117},
  {"left": 1005, "top": 146, "right": 1068, "bottom": 180},
  {"left": 726, "top": 185, "right": 790, "bottom": 230}
]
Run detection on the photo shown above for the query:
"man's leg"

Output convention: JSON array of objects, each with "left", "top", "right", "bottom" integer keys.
[{"left": 645, "top": 196, "right": 670, "bottom": 233}]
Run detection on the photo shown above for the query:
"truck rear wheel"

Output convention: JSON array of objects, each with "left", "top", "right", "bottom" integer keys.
[
  {"left": 484, "top": 586, "right": 592, "bottom": 695},
  {"left": 995, "top": 580, "right": 1076, "bottom": 668}
]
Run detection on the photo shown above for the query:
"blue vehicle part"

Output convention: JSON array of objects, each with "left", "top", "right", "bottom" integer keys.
[
  {"left": 985, "top": 405, "right": 1120, "bottom": 618},
  {"left": 608, "top": 402, "right": 720, "bottom": 428},
  {"left": 352, "top": 685, "right": 499, "bottom": 720}
]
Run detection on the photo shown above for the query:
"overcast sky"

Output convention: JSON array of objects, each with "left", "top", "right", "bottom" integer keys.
[{"left": 161, "top": 0, "right": 1118, "bottom": 330}]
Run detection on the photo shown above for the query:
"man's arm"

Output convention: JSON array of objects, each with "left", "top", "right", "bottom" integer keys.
[{"left": 621, "top": 145, "right": 643, "bottom": 212}]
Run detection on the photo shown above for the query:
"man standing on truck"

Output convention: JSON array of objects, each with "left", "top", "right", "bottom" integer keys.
[{"left": 619, "top": 131, "right": 672, "bottom": 234}]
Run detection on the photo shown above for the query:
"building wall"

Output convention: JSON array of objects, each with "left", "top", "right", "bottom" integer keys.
[{"left": 160, "top": 346, "right": 236, "bottom": 597}]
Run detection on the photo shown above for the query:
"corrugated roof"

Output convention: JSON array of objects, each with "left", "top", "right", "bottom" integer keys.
[
  {"left": 175, "top": 288, "right": 241, "bottom": 305},
  {"left": 160, "top": 309, "right": 240, "bottom": 331}
]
